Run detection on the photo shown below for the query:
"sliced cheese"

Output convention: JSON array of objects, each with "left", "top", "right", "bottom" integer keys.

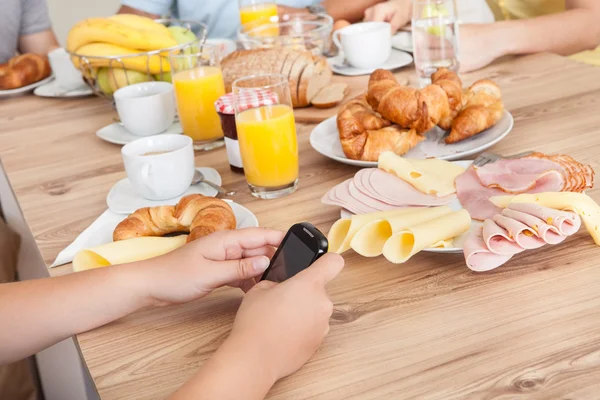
[
  {"left": 328, "top": 208, "right": 415, "bottom": 254},
  {"left": 382, "top": 209, "right": 471, "bottom": 264},
  {"left": 490, "top": 192, "right": 600, "bottom": 245},
  {"left": 378, "top": 152, "right": 465, "bottom": 197},
  {"left": 350, "top": 206, "right": 453, "bottom": 257},
  {"left": 73, "top": 236, "right": 188, "bottom": 272}
]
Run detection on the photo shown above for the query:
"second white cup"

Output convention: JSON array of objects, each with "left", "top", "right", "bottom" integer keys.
[
  {"left": 333, "top": 22, "right": 392, "bottom": 69},
  {"left": 122, "top": 134, "right": 195, "bottom": 201},
  {"left": 48, "top": 48, "right": 87, "bottom": 91},
  {"left": 114, "top": 81, "right": 176, "bottom": 136}
]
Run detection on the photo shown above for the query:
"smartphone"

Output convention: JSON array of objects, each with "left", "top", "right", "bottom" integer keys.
[{"left": 261, "top": 222, "right": 329, "bottom": 283}]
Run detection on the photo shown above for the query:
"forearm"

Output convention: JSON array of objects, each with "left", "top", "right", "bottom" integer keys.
[
  {"left": 18, "top": 29, "right": 59, "bottom": 55},
  {"left": 483, "top": 9, "right": 600, "bottom": 58},
  {"left": 0, "top": 262, "right": 152, "bottom": 364},
  {"left": 322, "top": 0, "right": 383, "bottom": 22},
  {"left": 170, "top": 334, "right": 276, "bottom": 400}
]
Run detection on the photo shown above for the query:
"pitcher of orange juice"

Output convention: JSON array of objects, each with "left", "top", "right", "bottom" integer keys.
[
  {"left": 239, "top": 0, "right": 279, "bottom": 37},
  {"left": 233, "top": 74, "right": 299, "bottom": 199},
  {"left": 168, "top": 42, "right": 225, "bottom": 151}
]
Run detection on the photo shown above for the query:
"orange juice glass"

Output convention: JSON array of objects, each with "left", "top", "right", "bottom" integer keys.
[
  {"left": 233, "top": 74, "right": 299, "bottom": 199},
  {"left": 169, "top": 42, "right": 225, "bottom": 151},
  {"left": 239, "top": 0, "right": 279, "bottom": 37}
]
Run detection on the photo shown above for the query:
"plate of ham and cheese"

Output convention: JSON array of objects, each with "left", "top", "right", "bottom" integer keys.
[{"left": 322, "top": 151, "right": 599, "bottom": 271}]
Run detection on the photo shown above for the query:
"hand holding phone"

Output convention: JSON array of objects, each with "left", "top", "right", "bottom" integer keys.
[{"left": 261, "top": 222, "right": 328, "bottom": 283}]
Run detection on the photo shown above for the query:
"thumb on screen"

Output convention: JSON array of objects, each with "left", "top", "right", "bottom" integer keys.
[{"left": 300, "top": 253, "right": 345, "bottom": 286}]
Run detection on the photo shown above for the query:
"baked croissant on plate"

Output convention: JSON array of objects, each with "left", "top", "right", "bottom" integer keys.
[
  {"left": 0, "top": 53, "right": 51, "bottom": 90},
  {"left": 337, "top": 95, "right": 424, "bottom": 161},
  {"left": 446, "top": 79, "right": 504, "bottom": 144}
]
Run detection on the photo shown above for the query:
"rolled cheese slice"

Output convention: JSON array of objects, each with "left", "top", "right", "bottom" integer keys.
[
  {"left": 382, "top": 209, "right": 471, "bottom": 264},
  {"left": 378, "top": 152, "right": 466, "bottom": 197},
  {"left": 328, "top": 208, "right": 414, "bottom": 254},
  {"left": 490, "top": 192, "right": 600, "bottom": 245},
  {"left": 350, "top": 206, "right": 453, "bottom": 257},
  {"left": 73, "top": 236, "right": 188, "bottom": 272}
]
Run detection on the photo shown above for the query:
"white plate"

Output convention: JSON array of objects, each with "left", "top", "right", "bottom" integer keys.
[
  {"left": 339, "top": 160, "right": 478, "bottom": 254},
  {"left": 327, "top": 49, "right": 413, "bottom": 76},
  {"left": 107, "top": 167, "right": 222, "bottom": 214},
  {"left": 97, "top": 122, "right": 183, "bottom": 145},
  {"left": 392, "top": 31, "right": 413, "bottom": 53},
  {"left": 0, "top": 76, "right": 53, "bottom": 97},
  {"left": 310, "top": 111, "right": 514, "bottom": 167},
  {"left": 34, "top": 79, "right": 93, "bottom": 98}
]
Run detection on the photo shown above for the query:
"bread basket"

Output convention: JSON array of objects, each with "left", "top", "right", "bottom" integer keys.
[
  {"left": 69, "top": 19, "right": 207, "bottom": 100},
  {"left": 238, "top": 13, "right": 334, "bottom": 56}
]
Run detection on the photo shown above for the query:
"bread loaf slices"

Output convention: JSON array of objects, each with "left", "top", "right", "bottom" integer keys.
[
  {"left": 221, "top": 48, "right": 333, "bottom": 108},
  {"left": 311, "top": 82, "right": 349, "bottom": 109}
]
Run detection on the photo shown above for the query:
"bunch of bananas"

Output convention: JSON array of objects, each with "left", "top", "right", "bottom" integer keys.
[{"left": 67, "top": 15, "right": 193, "bottom": 75}]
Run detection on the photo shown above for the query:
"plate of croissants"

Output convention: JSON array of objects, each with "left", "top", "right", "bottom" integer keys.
[
  {"left": 0, "top": 53, "right": 53, "bottom": 96},
  {"left": 310, "top": 68, "right": 514, "bottom": 167}
]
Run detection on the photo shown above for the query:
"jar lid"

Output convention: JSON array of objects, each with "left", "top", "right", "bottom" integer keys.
[{"left": 215, "top": 90, "right": 279, "bottom": 114}]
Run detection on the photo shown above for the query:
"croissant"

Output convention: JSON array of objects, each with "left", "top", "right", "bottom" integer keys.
[
  {"left": 336, "top": 95, "right": 423, "bottom": 161},
  {"left": 366, "top": 68, "right": 462, "bottom": 134},
  {"left": 0, "top": 54, "right": 52, "bottom": 90},
  {"left": 113, "top": 194, "right": 236, "bottom": 242},
  {"left": 446, "top": 79, "right": 504, "bottom": 144}
]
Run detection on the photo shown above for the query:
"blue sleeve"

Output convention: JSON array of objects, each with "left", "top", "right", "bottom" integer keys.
[{"left": 120, "top": 0, "right": 174, "bottom": 16}]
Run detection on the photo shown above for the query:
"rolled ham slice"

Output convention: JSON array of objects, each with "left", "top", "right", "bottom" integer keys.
[
  {"left": 347, "top": 180, "right": 397, "bottom": 212},
  {"left": 474, "top": 158, "right": 565, "bottom": 193},
  {"left": 492, "top": 214, "right": 545, "bottom": 249},
  {"left": 501, "top": 208, "right": 565, "bottom": 245},
  {"left": 322, "top": 179, "right": 379, "bottom": 215},
  {"left": 464, "top": 226, "right": 513, "bottom": 272},
  {"left": 507, "top": 203, "right": 582, "bottom": 236},
  {"left": 455, "top": 166, "right": 505, "bottom": 221},
  {"left": 482, "top": 219, "right": 525, "bottom": 255},
  {"left": 355, "top": 168, "right": 455, "bottom": 207}
]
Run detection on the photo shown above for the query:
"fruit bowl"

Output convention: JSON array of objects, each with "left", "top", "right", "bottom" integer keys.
[
  {"left": 69, "top": 18, "right": 207, "bottom": 99},
  {"left": 238, "top": 13, "right": 334, "bottom": 56}
]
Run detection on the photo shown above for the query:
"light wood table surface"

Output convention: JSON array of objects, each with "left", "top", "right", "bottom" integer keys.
[{"left": 2, "top": 53, "right": 600, "bottom": 399}]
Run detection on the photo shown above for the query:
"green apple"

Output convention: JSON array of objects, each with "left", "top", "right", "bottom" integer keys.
[
  {"left": 97, "top": 68, "right": 153, "bottom": 95},
  {"left": 168, "top": 26, "right": 197, "bottom": 45},
  {"left": 153, "top": 71, "right": 172, "bottom": 83}
]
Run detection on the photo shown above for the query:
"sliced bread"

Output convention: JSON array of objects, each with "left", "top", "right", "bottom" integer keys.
[
  {"left": 311, "top": 82, "right": 349, "bottom": 109},
  {"left": 287, "top": 52, "right": 312, "bottom": 107},
  {"left": 298, "top": 56, "right": 332, "bottom": 107}
]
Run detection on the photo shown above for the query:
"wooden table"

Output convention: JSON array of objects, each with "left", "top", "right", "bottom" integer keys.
[{"left": 2, "top": 53, "right": 600, "bottom": 399}]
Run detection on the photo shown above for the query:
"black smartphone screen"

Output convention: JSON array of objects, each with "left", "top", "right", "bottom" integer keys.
[{"left": 263, "top": 233, "right": 317, "bottom": 282}]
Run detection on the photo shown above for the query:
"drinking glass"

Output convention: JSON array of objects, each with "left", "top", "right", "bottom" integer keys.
[
  {"left": 233, "top": 74, "right": 299, "bottom": 199},
  {"left": 412, "top": 0, "right": 460, "bottom": 87},
  {"left": 239, "top": 0, "right": 279, "bottom": 36},
  {"left": 168, "top": 41, "right": 225, "bottom": 151}
]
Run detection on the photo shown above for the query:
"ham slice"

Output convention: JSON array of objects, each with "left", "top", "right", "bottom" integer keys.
[
  {"left": 464, "top": 226, "right": 513, "bottom": 272},
  {"left": 492, "top": 214, "right": 545, "bottom": 249},
  {"left": 507, "top": 203, "right": 582, "bottom": 236},
  {"left": 322, "top": 180, "right": 377, "bottom": 215},
  {"left": 524, "top": 152, "right": 594, "bottom": 192},
  {"left": 474, "top": 158, "right": 565, "bottom": 194},
  {"left": 347, "top": 180, "right": 397, "bottom": 211},
  {"left": 501, "top": 208, "right": 565, "bottom": 245},
  {"left": 482, "top": 219, "right": 524, "bottom": 255},
  {"left": 455, "top": 166, "right": 505, "bottom": 220},
  {"left": 354, "top": 169, "right": 455, "bottom": 207}
]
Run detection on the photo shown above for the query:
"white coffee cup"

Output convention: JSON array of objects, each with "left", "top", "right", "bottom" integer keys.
[
  {"left": 114, "top": 81, "right": 176, "bottom": 136},
  {"left": 48, "top": 48, "right": 87, "bottom": 91},
  {"left": 333, "top": 22, "right": 392, "bottom": 69},
  {"left": 122, "top": 134, "right": 195, "bottom": 200}
]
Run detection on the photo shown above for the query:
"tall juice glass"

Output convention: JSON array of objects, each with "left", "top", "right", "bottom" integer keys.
[
  {"left": 239, "top": 0, "right": 279, "bottom": 37},
  {"left": 233, "top": 74, "right": 298, "bottom": 199},
  {"left": 169, "top": 42, "right": 225, "bottom": 151}
]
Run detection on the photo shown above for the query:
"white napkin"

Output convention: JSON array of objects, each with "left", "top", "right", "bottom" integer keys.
[{"left": 50, "top": 210, "right": 127, "bottom": 268}]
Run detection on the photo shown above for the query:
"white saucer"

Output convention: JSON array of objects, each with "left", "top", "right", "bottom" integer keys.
[
  {"left": 392, "top": 31, "right": 413, "bottom": 53},
  {"left": 34, "top": 79, "right": 93, "bottom": 98},
  {"left": 107, "top": 167, "right": 222, "bottom": 214},
  {"left": 0, "top": 76, "right": 53, "bottom": 97},
  {"left": 327, "top": 49, "right": 413, "bottom": 76},
  {"left": 97, "top": 122, "right": 183, "bottom": 145}
]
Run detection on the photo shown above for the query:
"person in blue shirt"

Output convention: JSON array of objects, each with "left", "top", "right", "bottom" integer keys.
[{"left": 118, "top": 0, "right": 389, "bottom": 39}]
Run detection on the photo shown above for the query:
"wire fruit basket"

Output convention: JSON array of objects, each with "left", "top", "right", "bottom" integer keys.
[{"left": 69, "top": 19, "right": 207, "bottom": 100}]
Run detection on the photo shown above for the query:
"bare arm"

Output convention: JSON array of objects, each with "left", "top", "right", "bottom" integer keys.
[
  {"left": 18, "top": 29, "right": 59, "bottom": 55},
  {"left": 117, "top": 5, "right": 160, "bottom": 19},
  {"left": 322, "top": 0, "right": 385, "bottom": 23}
]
